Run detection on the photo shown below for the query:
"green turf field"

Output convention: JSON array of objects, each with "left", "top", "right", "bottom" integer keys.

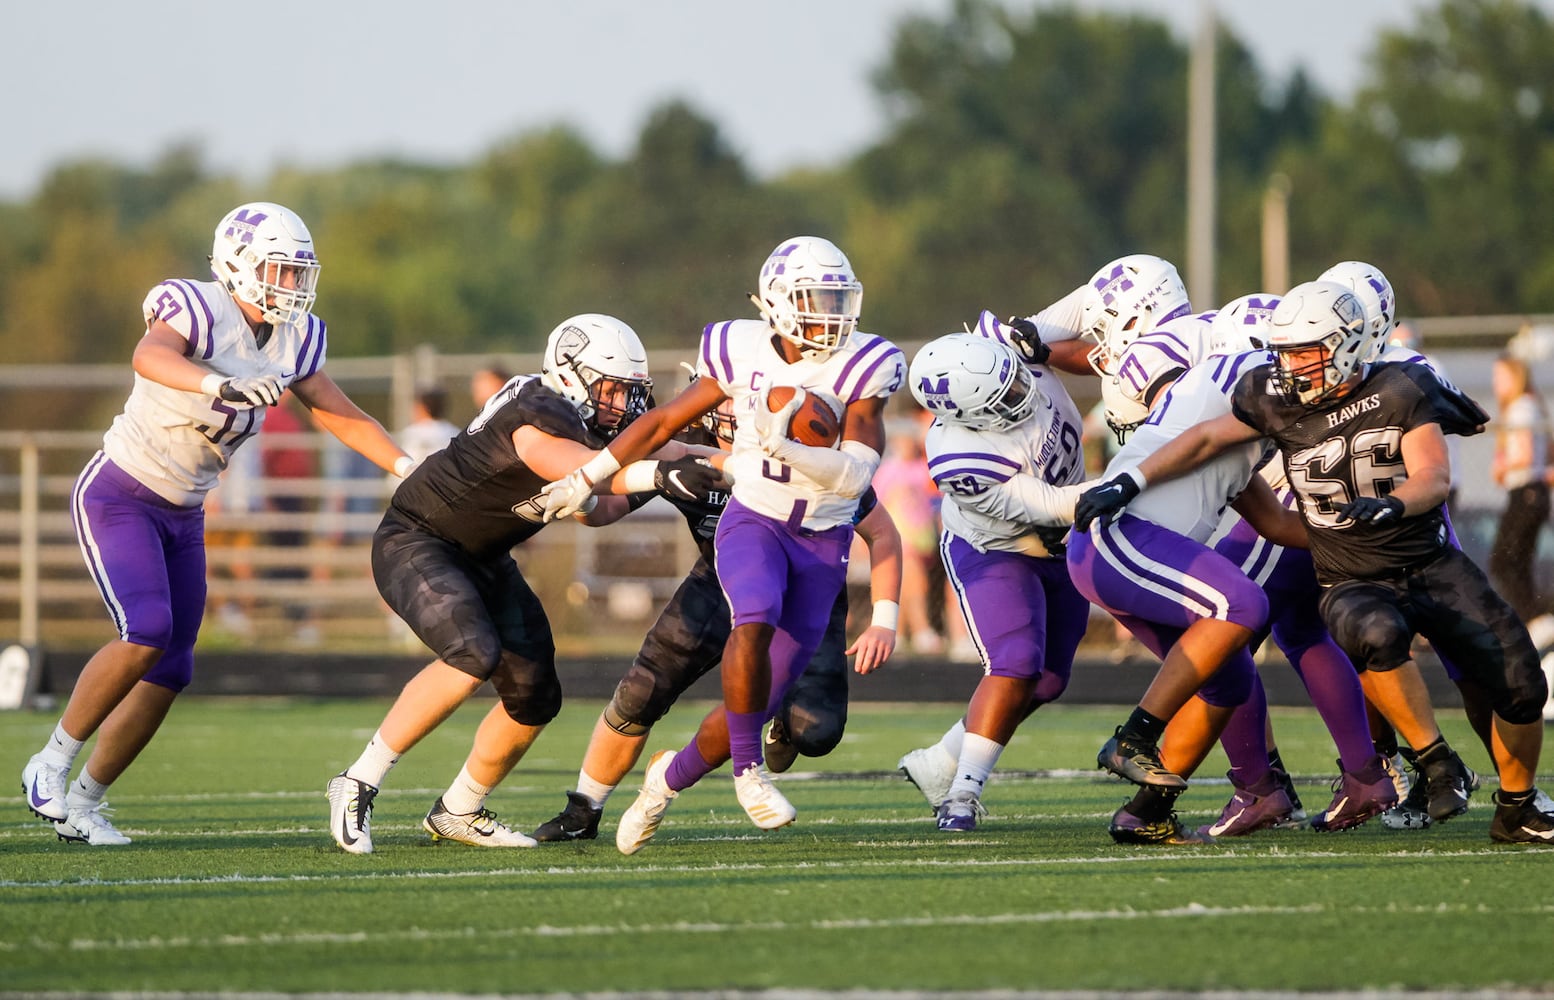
[{"left": 2, "top": 697, "right": 1551, "bottom": 995}]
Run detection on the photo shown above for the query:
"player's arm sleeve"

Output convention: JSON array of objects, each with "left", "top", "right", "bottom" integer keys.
[
  {"left": 1402, "top": 364, "right": 1490, "bottom": 437},
  {"left": 1021, "top": 285, "right": 1088, "bottom": 344}
]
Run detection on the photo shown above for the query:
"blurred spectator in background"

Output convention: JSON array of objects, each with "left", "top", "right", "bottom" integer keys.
[
  {"left": 470, "top": 365, "right": 511, "bottom": 410},
  {"left": 261, "top": 392, "right": 319, "bottom": 643},
  {"left": 1489, "top": 352, "right": 1554, "bottom": 645},
  {"left": 400, "top": 384, "right": 460, "bottom": 464},
  {"left": 871, "top": 411, "right": 940, "bottom": 653},
  {"left": 205, "top": 442, "right": 262, "bottom": 639}
]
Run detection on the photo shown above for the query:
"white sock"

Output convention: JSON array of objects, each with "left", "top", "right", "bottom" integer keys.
[
  {"left": 65, "top": 768, "right": 109, "bottom": 810},
  {"left": 37, "top": 722, "right": 84, "bottom": 769},
  {"left": 936, "top": 719, "right": 968, "bottom": 762},
  {"left": 346, "top": 730, "right": 401, "bottom": 789},
  {"left": 948, "top": 732, "right": 1005, "bottom": 798},
  {"left": 441, "top": 765, "right": 493, "bottom": 815},
  {"left": 575, "top": 770, "right": 616, "bottom": 809}
]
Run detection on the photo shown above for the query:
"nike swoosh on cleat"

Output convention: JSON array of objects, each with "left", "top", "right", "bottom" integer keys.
[
  {"left": 1325, "top": 797, "right": 1350, "bottom": 822},
  {"left": 338, "top": 809, "right": 359, "bottom": 846},
  {"left": 1517, "top": 826, "right": 1554, "bottom": 841},
  {"left": 1209, "top": 807, "right": 1247, "bottom": 836},
  {"left": 29, "top": 777, "right": 51, "bottom": 810}
]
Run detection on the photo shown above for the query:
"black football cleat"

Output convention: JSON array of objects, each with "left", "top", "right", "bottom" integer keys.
[
  {"left": 531, "top": 791, "right": 603, "bottom": 842},
  {"left": 1489, "top": 790, "right": 1554, "bottom": 845},
  {"left": 1098, "top": 727, "right": 1187, "bottom": 789}
]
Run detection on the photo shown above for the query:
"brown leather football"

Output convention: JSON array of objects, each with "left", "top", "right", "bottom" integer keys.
[{"left": 767, "top": 385, "right": 841, "bottom": 448}]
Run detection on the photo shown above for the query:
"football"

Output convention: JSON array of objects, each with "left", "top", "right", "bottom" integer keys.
[{"left": 767, "top": 385, "right": 842, "bottom": 448}]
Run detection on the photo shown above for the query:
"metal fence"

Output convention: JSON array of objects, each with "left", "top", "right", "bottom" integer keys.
[{"left": 1, "top": 329, "right": 1550, "bottom": 656}]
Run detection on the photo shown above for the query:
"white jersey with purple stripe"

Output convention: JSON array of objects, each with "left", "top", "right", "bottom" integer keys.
[
  {"left": 101, "top": 278, "right": 327, "bottom": 506},
  {"left": 696, "top": 319, "right": 904, "bottom": 530},
  {"left": 1109, "top": 349, "right": 1272, "bottom": 542},
  {"left": 1108, "top": 310, "right": 1216, "bottom": 408},
  {"left": 926, "top": 367, "right": 1087, "bottom": 553}
]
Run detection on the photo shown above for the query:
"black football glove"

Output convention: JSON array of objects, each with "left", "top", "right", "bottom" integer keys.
[
  {"left": 1335, "top": 495, "right": 1405, "bottom": 526},
  {"left": 1073, "top": 474, "right": 1142, "bottom": 532},
  {"left": 654, "top": 456, "right": 725, "bottom": 503},
  {"left": 1005, "top": 317, "right": 1052, "bottom": 366},
  {"left": 1033, "top": 523, "right": 1069, "bottom": 558}
]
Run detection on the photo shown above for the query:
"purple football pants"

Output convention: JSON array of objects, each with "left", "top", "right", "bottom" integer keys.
[{"left": 71, "top": 453, "right": 206, "bottom": 691}]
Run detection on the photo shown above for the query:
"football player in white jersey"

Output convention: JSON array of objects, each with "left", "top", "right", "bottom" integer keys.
[
  {"left": 20, "top": 203, "right": 416, "bottom": 845},
  {"left": 894, "top": 321, "right": 1091, "bottom": 831},
  {"left": 539, "top": 236, "right": 906, "bottom": 852},
  {"left": 1068, "top": 339, "right": 1308, "bottom": 844}
]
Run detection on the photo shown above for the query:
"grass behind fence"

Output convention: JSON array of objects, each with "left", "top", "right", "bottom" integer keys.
[{"left": 2, "top": 697, "right": 1551, "bottom": 995}]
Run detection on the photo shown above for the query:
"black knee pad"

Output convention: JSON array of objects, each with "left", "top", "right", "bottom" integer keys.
[
  {"left": 489, "top": 650, "right": 562, "bottom": 725},
  {"left": 786, "top": 704, "right": 846, "bottom": 758},
  {"left": 605, "top": 659, "right": 684, "bottom": 735},
  {"left": 1322, "top": 584, "right": 1412, "bottom": 672}
]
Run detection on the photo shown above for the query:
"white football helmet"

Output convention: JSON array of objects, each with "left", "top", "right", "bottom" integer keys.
[
  {"left": 754, "top": 236, "right": 863, "bottom": 358},
  {"left": 211, "top": 202, "right": 321, "bottom": 326},
  {"left": 909, "top": 333, "right": 1040, "bottom": 432},
  {"left": 1080, "top": 253, "right": 1192, "bottom": 376},
  {"left": 1101, "top": 376, "right": 1152, "bottom": 446},
  {"left": 541, "top": 314, "right": 653, "bottom": 440},
  {"left": 1318, "top": 260, "right": 1395, "bottom": 362},
  {"left": 1209, "top": 293, "right": 1281, "bottom": 356},
  {"left": 1265, "top": 281, "right": 1369, "bottom": 406}
]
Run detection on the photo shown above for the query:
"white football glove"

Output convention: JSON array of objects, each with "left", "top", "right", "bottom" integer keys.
[
  {"left": 540, "top": 469, "right": 596, "bottom": 522},
  {"left": 752, "top": 386, "right": 805, "bottom": 455},
  {"left": 212, "top": 374, "right": 283, "bottom": 407}
]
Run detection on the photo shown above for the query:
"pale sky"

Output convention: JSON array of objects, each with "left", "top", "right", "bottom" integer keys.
[{"left": 0, "top": 0, "right": 1496, "bottom": 200}]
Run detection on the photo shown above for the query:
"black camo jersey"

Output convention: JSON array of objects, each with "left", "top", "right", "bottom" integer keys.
[
  {"left": 1230, "top": 360, "right": 1488, "bottom": 584},
  {"left": 665, "top": 482, "right": 878, "bottom": 565},
  {"left": 389, "top": 376, "right": 598, "bottom": 559}
]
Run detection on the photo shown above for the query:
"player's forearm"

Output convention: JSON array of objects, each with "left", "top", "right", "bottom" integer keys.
[
  {"left": 767, "top": 440, "right": 880, "bottom": 498},
  {"left": 1392, "top": 466, "right": 1451, "bottom": 514}
]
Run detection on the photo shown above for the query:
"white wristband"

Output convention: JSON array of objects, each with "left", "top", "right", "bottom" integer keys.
[
  {"left": 392, "top": 455, "right": 417, "bottom": 479},
  {"left": 199, "top": 373, "right": 226, "bottom": 396},
  {"left": 618, "top": 461, "right": 659, "bottom": 494},
  {"left": 1124, "top": 467, "right": 1148, "bottom": 491},
  {"left": 579, "top": 449, "right": 623, "bottom": 487},
  {"left": 871, "top": 599, "right": 900, "bottom": 631}
]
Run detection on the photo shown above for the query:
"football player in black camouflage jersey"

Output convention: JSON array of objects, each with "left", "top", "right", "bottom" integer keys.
[
  {"left": 324, "top": 315, "right": 722, "bottom": 854},
  {"left": 1075, "top": 281, "right": 1553, "bottom": 844},
  {"left": 532, "top": 392, "right": 903, "bottom": 842}
]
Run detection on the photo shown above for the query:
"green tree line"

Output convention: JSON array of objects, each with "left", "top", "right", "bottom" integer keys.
[{"left": 2, "top": 0, "right": 1550, "bottom": 386}]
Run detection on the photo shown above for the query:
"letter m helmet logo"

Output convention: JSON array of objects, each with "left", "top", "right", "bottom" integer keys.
[
  {"left": 225, "top": 209, "right": 268, "bottom": 245},
  {"left": 917, "top": 375, "right": 956, "bottom": 412}
]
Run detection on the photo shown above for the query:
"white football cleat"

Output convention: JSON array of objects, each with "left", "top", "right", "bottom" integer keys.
[
  {"left": 55, "top": 801, "right": 131, "bottom": 846},
  {"left": 22, "top": 753, "right": 71, "bottom": 822},
  {"left": 422, "top": 797, "right": 536, "bottom": 848},
  {"left": 326, "top": 771, "right": 378, "bottom": 855},
  {"left": 616, "top": 750, "right": 679, "bottom": 855},
  {"left": 898, "top": 745, "right": 956, "bottom": 810},
  {"left": 734, "top": 763, "right": 796, "bottom": 830}
]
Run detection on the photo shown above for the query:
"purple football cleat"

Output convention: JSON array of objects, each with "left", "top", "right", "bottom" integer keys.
[
  {"left": 1309, "top": 755, "right": 1399, "bottom": 832},
  {"left": 1199, "top": 769, "right": 1297, "bottom": 838}
]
